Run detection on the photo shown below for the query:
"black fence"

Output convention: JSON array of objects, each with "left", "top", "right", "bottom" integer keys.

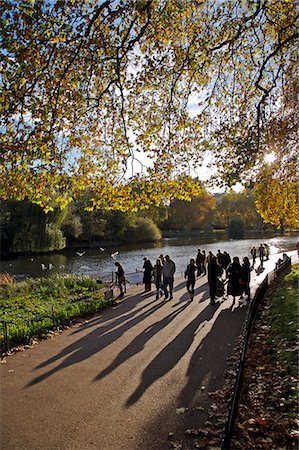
[{"left": 221, "top": 256, "right": 292, "bottom": 449}]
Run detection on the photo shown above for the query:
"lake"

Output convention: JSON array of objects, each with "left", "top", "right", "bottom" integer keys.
[{"left": 1, "top": 233, "right": 298, "bottom": 284}]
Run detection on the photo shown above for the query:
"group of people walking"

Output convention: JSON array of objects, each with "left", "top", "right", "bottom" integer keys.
[
  {"left": 250, "top": 243, "right": 270, "bottom": 266},
  {"left": 115, "top": 242, "right": 271, "bottom": 304},
  {"left": 198, "top": 249, "right": 251, "bottom": 305},
  {"left": 141, "top": 249, "right": 252, "bottom": 304},
  {"left": 143, "top": 254, "right": 176, "bottom": 300}
]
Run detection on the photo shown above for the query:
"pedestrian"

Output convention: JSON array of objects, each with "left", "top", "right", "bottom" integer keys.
[
  {"left": 207, "top": 256, "right": 223, "bottom": 305},
  {"left": 115, "top": 262, "right": 125, "bottom": 298},
  {"left": 227, "top": 256, "right": 242, "bottom": 301},
  {"left": 202, "top": 250, "right": 207, "bottom": 275},
  {"left": 196, "top": 249, "right": 203, "bottom": 277},
  {"left": 163, "top": 255, "right": 176, "bottom": 299},
  {"left": 258, "top": 244, "right": 265, "bottom": 265},
  {"left": 159, "top": 254, "right": 165, "bottom": 265},
  {"left": 264, "top": 243, "right": 270, "bottom": 260},
  {"left": 206, "top": 250, "right": 214, "bottom": 265},
  {"left": 250, "top": 246, "right": 257, "bottom": 265},
  {"left": 240, "top": 256, "right": 251, "bottom": 300},
  {"left": 216, "top": 249, "right": 224, "bottom": 268},
  {"left": 184, "top": 258, "right": 197, "bottom": 300},
  {"left": 153, "top": 258, "right": 164, "bottom": 300},
  {"left": 143, "top": 257, "right": 153, "bottom": 292},
  {"left": 222, "top": 251, "right": 231, "bottom": 275}
]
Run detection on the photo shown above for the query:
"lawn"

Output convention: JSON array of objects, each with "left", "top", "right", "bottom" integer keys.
[{"left": 0, "top": 274, "right": 114, "bottom": 353}]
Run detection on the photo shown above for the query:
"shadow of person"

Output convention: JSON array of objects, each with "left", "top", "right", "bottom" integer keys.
[
  {"left": 255, "top": 264, "right": 265, "bottom": 275},
  {"left": 172, "top": 283, "right": 208, "bottom": 306},
  {"left": 177, "top": 303, "right": 246, "bottom": 409},
  {"left": 173, "top": 280, "right": 188, "bottom": 292},
  {"left": 26, "top": 294, "right": 167, "bottom": 388},
  {"left": 94, "top": 301, "right": 190, "bottom": 382},
  {"left": 125, "top": 303, "right": 220, "bottom": 407},
  {"left": 70, "top": 295, "right": 159, "bottom": 336}
]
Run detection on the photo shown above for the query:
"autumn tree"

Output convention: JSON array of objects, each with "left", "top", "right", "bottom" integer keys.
[
  {"left": 213, "top": 190, "right": 264, "bottom": 230},
  {"left": 168, "top": 190, "right": 216, "bottom": 230},
  {"left": 1, "top": 0, "right": 298, "bottom": 211},
  {"left": 254, "top": 160, "right": 299, "bottom": 232},
  {"left": 254, "top": 72, "right": 298, "bottom": 231}
]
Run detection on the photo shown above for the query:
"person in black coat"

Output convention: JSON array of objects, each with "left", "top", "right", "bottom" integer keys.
[
  {"left": 222, "top": 251, "right": 231, "bottom": 272},
  {"left": 240, "top": 256, "right": 251, "bottom": 300},
  {"left": 196, "top": 249, "right": 205, "bottom": 277},
  {"left": 153, "top": 258, "right": 164, "bottom": 300},
  {"left": 207, "top": 256, "right": 223, "bottom": 305},
  {"left": 185, "top": 258, "right": 197, "bottom": 300},
  {"left": 115, "top": 262, "right": 125, "bottom": 298},
  {"left": 227, "top": 256, "right": 242, "bottom": 301},
  {"left": 143, "top": 257, "right": 153, "bottom": 292}
]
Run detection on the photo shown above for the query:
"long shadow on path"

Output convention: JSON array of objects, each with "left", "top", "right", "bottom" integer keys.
[
  {"left": 94, "top": 300, "right": 192, "bottom": 382},
  {"left": 139, "top": 301, "right": 248, "bottom": 449},
  {"left": 125, "top": 302, "right": 220, "bottom": 407},
  {"left": 178, "top": 301, "right": 247, "bottom": 407},
  {"left": 26, "top": 294, "right": 167, "bottom": 387},
  {"left": 173, "top": 282, "right": 209, "bottom": 306}
]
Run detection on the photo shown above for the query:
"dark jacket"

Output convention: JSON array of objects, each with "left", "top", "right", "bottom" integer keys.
[
  {"left": 143, "top": 260, "right": 153, "bottom": 284},
  {"left": 227, "top": 261, "right": 242, "bottom": 296},
  {"left": 185, "top": 264, "right": 197, "bottom": 283}
]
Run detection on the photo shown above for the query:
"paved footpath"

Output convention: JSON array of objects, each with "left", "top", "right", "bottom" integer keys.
[{"left": 1, "top": 251, "right": 297, "bottom": 450}]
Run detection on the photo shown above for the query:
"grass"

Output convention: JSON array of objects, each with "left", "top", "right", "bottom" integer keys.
[
  {"left": 269, "top": 263, "right": 299, "bottom": 417},
  {"left": 0, "top": 274, "right": 114, "bottom": 353}
]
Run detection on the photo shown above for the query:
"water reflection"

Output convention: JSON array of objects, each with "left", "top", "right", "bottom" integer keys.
[{"left": 1, "top": 234, "right": 297, "bottom": 282}]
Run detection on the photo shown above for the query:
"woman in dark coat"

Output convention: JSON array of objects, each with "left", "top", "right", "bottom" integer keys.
[
  {"left": 143, "top": 257, "right": 153, "bottom": 292},
  {"left": 207, "top": 256, "right": 223, "bottom": 305},
  {"left": 185, "top": 258, "right": 197, "bottom": 300},
  {"left": 115, "top": 262, "right": 125, "bottom": 298},
  {"left": 240, "top": 256, "right": 251, "bottom": 300},
  {"left": 227, "top": 256, "right": 242, "bottom": 300},
  {"left": 153, "top": 258, "right": 164, "bottom": 300}
]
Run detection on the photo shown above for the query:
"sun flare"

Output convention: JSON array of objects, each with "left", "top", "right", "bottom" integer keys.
[{"left": 264, "top": 152, "right": 276, "bottom": 164}]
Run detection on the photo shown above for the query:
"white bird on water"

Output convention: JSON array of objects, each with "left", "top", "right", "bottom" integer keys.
[
  {"left": 49, "top": 263, "right": 54, "bottom": 270},
  {"left": 76, "top": 251, "right": 86, "bottom": 257},
  {"left": 110, "top": 251, "right": 119, "bottom": 260},
  {"left": 100, "top": 247, "right": 105, "bottom": 251},
  {"left": 41, "top": 263, "right": 47, "bottom": 270}
]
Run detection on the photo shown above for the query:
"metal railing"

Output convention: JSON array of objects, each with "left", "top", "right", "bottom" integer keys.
[{"left": 221, "top": 256, "right": 292, "bottom": 449}]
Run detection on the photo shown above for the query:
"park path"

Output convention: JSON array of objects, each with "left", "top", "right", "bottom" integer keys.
[{"left": 1, "top": 251, "right": 297, "bottom": 450}]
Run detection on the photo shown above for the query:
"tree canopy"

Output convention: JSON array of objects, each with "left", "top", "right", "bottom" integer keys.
[
  {"left": 254, "top": 156, "right": 299, "bottom": 230},
  {"left": 1, "top": 0, "right": 298, "bottom": 211}
]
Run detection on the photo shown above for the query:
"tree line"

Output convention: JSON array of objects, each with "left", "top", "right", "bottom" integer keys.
[{"left": 2, "top": 187, "right": 294, "bottom": 256}]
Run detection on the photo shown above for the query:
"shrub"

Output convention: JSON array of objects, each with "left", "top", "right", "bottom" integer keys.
[{"left": 119, "top": 217, "right": 162, "bottom": 243}]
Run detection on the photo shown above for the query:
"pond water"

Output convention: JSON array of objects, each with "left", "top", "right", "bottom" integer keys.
[{"left": 1, "top": 233, "right": 298, "bottom": 283}]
